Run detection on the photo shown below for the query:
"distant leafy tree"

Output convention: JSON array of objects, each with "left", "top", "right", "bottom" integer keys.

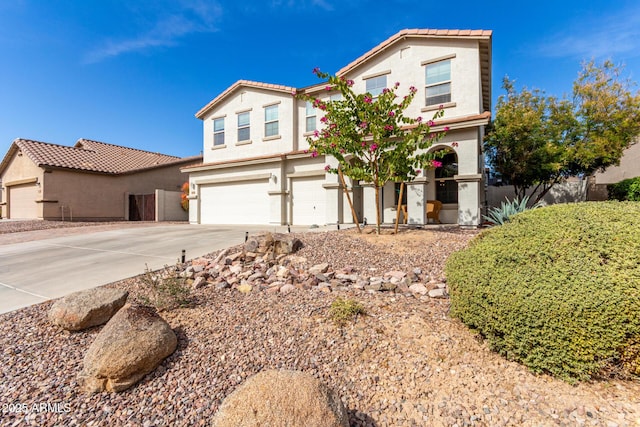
[
  {"left": 485, "top": 60, "right": 640, "bottom": 203},
  {"left": 297, "top": 69, "right": 445, "bottom": 233}
]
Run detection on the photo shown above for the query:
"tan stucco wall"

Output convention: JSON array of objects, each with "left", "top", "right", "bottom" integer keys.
[
  {"left": 201, "top": 87, "right": 296, "bottom": 164},
  {"left": 41, "top": 164, "right": 188, "bottom": 221},
  {"left": 593, "top": 142, "right": 640, "bottom": 184},
  {"left": 0, "top": 150, "right": 45, "bottom": 218}
]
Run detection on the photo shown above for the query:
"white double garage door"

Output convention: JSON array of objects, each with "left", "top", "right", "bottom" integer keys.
[{"left": 199, "top": 176, "right": 326, "bottom": 225}]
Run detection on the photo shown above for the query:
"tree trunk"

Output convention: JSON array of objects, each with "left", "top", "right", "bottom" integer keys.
[
  {"left": 338, "top": 167, "right": 361, "bottom": 233},
  {"left": 375, "top": 184, "right": 381, "bottom": 235},
  {"left": 394, "top": 181, "right": 405, "bottom": 234}
]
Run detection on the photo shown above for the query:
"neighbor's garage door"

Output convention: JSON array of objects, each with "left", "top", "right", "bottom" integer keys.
[
  {"left": 200, "top": 180, "right": 269, "bottom": 224},
  {"left": 9, "top": 183, "right": 39, "bottom": 219},
  {"left": 291, "top": 176, "right": 326, "bottom": 225}
]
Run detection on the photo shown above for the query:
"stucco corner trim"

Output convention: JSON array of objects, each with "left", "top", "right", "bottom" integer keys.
[
  {"left": 454, "top": 174, "right": 482, "bottom": 182},
  {"left": 262, "top": 135, "right": 281, "bottom": 142},
  {"left": 422, "top": 102, "right": 456, "bottom": 112},
  {"left": 195, "top": 173, "right": 271, "bottom": 186},
  {"left": 286, "top": 170, "right": 326, "bottom": 179},
  {"left": 5, "top": 177, "right": 38, "bottom": 187}
]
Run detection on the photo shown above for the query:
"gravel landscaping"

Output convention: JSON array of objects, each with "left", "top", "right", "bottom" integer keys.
[{"left": 1, "top": 226, "right": 639, "bottom": 426}]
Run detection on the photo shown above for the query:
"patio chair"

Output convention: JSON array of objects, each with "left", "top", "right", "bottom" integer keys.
[{"left": 426, "top": 200, "right": 442, "bottom": 224}]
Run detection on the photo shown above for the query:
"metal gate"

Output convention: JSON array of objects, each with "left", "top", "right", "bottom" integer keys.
[{"left": 129, "top": 194, "right": 155, "bottom": 221}]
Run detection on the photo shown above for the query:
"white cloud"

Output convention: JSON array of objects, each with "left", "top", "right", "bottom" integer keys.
[
  {"left": 84, "top": 1, "right": 222, "bottom": 64},
  {"left": 537, "top": 5, "right": 640, "bottom": 60}
]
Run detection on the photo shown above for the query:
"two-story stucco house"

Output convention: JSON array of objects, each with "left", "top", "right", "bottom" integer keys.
[{"left": 184, "top": 29, "right": 492, "bottom": 227}]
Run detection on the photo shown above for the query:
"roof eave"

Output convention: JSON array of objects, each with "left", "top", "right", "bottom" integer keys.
[{"left": 196, "top": 80, "right": 297, "bottom": 120}]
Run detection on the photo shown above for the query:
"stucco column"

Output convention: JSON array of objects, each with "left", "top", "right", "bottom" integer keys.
[
  {"left": 407, "top": 177, "right": 428, "bottom": 225},
  {"left": 361, "top": 183, "right": 380, "bottom": 226},
  {"left": 323, "top": 182, "right": 342, "bottom": 225},
  {"left": 455, "top": 174, "right": 482, "bottom": 227},
  {"left": 268, "top": 165, "right": 286, "bottom": 225}
]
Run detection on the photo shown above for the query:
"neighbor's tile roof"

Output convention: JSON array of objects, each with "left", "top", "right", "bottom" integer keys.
[
  {"left": 195, "top": 80, "right": 296, "bottom": 119},
  {"left": 2, "top": 138, "right": 189, "bottom": 175}
]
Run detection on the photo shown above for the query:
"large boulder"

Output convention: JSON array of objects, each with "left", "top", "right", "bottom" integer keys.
[
  {"left": 48, "top": 288, "right": 128, "bottom": 331},
  {"left": 212, "top": 369, "right": 349, "bottom": 427},
  {"left": 243, "top": 233, "right": 302, "bottom": 260},
  {"left": 78, "top": 304, "right": 177, "bottom": 393}
]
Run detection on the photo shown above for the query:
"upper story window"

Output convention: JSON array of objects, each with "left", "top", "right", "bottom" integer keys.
[
  {"left": 329, "top": 93, "right": 342, "bottom": 102},
  {"left": 305, "top": 101, "right": 316, "bottom": 133},
  {"left": 425, "top": 59, "right": 451, "bottom": 106},
  {"left": 213, "top": 117, "right": 225, "bottom": 146},
  {"left": 264, "top": 104, "right": 279, "bottom": 137},
  {"left": 237, "top": 112, "right": 250, "bottom": 141},
  {"left": 365, "top": 75, "right": 387, "bottom": 97}
]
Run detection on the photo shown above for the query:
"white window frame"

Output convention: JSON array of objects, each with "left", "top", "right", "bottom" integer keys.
[
  {"left": 213, "top": 117, "right": 225, "bottom": 146},
  {"left": 264, "top": 104, "right": 279, "bottom": 138},
  {"left": 425, "top": 59, "right": 452, "bottom": 107},
  {"left": 237, "top": 111, "right": 250, "bottom": 142},
  {"left": 365, "top": 75, "right": 387, "bottom": 97},
  {"left": 305, "top": 101, "right": 316, "bottom": 133}
]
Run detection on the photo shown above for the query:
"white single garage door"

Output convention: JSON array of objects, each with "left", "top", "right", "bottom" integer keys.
[
  {"left": 9, "top": 183, "right": 39, "bottom": 219},
  {"left": 291, "top": 176, "right": 326, "bottom": 225},
  {"left": 200, "top": 180, "right": 269, "bottom": 224}
]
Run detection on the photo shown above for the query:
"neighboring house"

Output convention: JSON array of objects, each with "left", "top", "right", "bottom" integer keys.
[
  {"left": 184, "top": 28, "right": 492, "bottom": 227},
  {"left": 587, "top": 140, "right": 640, "bottom": 200},
  {"left": 0, "top": 138, "right": 201, "bottom": 221}
]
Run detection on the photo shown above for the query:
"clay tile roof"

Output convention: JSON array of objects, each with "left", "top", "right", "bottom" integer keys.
[
  {"left": 196, "top": 80, "right": 297, "bottom": 119},
  {"left": 5, "top": 138, "right": 185, "bottom": 175},
  {"left": 336, "top": 28, "right": 492, "bottom": 77}
]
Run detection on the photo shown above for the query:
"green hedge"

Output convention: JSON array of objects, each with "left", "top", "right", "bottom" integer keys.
[
  {"left": 445, "top": 202, "right": 640, "bottom": 382},
  {"left": 608, "top": 176, "right": 640, "bottom": 201}
]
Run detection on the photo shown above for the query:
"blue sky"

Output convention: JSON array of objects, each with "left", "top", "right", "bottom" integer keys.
[{"left": 1, "top": 0, "right": 640, "bottom": 159}]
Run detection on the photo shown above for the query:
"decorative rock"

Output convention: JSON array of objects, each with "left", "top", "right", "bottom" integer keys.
[
  {"left": 215, "top": 281, "right": 230, "bottom": 290},
  {"left": 315, "top": 273, "right": 330, "bottom": 283},
  {"left": 192, "top": 276, "right": 207, "bottom": 290},
  {"left": 212, "top": 369, "right": 349, "bottom": 427},
  {"left": 237, "top": 284, "right": 252, "bottom": 294},
  {"left": 335, "top": 273, "right": 358, "bottom": 282},
  {"left": 229, "top": 265, "right": 243, "bottom": 275},
  {"left": 365, "top": 283, "right": 383, "bottom": 291},
  {"left": 409, "top": 283, "right": 428, "bottom": 295},
  {"left": 244, "top": 232, "right": 302, "bottom": 259},
  {"left": 280, "top": 284, "right": 296, "bottom": 294},
  {"left": 385, "top": 270, "right": 406, "bottom": 280},
  {"left": 48, "top": 288, "right": 128, "bottom": 331},
  {"left": 309, "top": 262, "right": 330, "bottom": 275},
  {"left": 428, "top": 288, "right": 448, "bottom": 298},
  {"left": 381, "top": 282, "right": 397, "bottom": 291},
  {"left": 77, "top": 304, "right": 177, "bottom": 393}
]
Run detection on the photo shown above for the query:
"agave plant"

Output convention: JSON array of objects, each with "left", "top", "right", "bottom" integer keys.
[{"left": 483, "top": 195, "right": 542, "bottom": 226}]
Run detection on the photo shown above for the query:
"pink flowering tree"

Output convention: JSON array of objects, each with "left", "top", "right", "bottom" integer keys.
[{"left": 297, "top": 68, "right": 446, "bottom": 233}]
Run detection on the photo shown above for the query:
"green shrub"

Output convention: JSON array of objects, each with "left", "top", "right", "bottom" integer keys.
[
  {"left": 445, "top": 202, "right": 640, "bottom": 382},
  {"left": 608, "top": 176, "right": 640, "bottom": 201},
  {"left": 483, "top": 195, "right": 542, "bottom": 225},
  {"left": 137, "top": 264, "right": 193, "bottom": 311},
  {"left": 329, "top": 297, "right": 366, "bottom": 326}
]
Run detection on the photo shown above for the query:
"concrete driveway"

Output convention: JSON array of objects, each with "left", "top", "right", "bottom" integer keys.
[{"left": 0, "top": 223, "right": 305, "bottom": 314}]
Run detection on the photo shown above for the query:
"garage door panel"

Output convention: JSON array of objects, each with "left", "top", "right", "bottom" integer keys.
[
  {"left": 291, "top": 177, "right": 325, "bottom": 225},
  {"left": 9, "top": 183, "right": 39, "bottom": 219},
  {"left": 200, "top": 180, "right": 269, "bottom": 225}
]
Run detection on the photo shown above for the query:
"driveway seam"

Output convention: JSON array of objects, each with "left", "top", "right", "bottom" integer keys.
[
  {"left": 0, "top": 280, "right": 49, "bottom": 300},
  {"left": 42, "top": 242, "right": 176, "bottom": 260}
]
